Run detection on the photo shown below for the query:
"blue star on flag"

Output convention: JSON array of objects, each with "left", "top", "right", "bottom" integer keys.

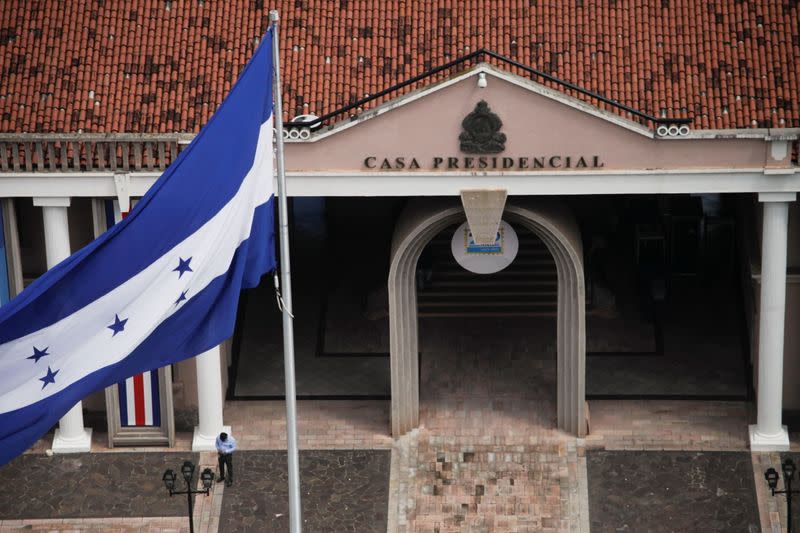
[
  {"left": 27, "top": 346, "right": 49, "bottom": 363},
  {"left": 108, "top": 314, "right": 128, "bottom": 336},
  {"left": 173, "top": 257, "right": 193, "bottom": 278},
  {"left": 39, "top": 366, "right": 59, "bottom": 389},
  {"left": 175, "top": 291, "right": 188, "bottom": 305}
]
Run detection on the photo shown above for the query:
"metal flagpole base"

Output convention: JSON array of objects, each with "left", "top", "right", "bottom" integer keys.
[
  {"left": 192, "top": 425, "right": 231, "bottom": 452},
  {"left": 749, "top": 424, "right": 790, "bottom": 451},
  {"left": 51, "top": 428, "right": 93, "bottom": 454}
]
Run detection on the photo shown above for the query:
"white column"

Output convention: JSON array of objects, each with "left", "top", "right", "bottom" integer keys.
[
  {"left": 192, "top": 345, "right": 229, "bottom": 451},
  {"left": 749, "top": 192, "right": 795, "bottom": 451},
  {"left": 34, "top": 197, "right": 93, "bottom": 454}
]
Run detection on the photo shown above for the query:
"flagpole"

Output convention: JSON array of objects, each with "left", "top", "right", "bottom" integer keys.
[{"left": 269, "top": 10, "right": 303, "bottom": 533}]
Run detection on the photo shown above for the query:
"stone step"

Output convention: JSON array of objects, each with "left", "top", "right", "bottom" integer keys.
[
  {"left": 418, "top": 309, "right": 557, "bottom": 317},
  {"left": 418, "top": 290, "right": 559, "bottom": 298},
  {"left": 418, "top": 301, "right": 557, "bottom": 309},
  {"left": 429, "top": 279, "right": 558, "bottom": 288},
  {"left": 431, "top": 270, "right": 557, "bottom": 280},
  {"left": 431, "top": 258, "right": 556, "bottom": 269},
  {"left": 419, "top": 226, "right": 558, "bottom": 317}
]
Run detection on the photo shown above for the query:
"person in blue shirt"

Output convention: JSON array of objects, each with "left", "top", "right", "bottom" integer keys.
[{"left": 215, "top": 431, "right": 237, "bottom": 487}]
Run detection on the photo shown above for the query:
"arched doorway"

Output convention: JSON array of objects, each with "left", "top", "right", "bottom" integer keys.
[{"left": 388, "top": 198, "right": 586, "bottom": 436}]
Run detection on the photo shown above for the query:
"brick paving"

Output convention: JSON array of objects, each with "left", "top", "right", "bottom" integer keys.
[
  {"left": 224, "top": 399, "right": 393, "bottom": 451},
  {"left": 586, "top": 399, "right": 752, "bottom": 452}
]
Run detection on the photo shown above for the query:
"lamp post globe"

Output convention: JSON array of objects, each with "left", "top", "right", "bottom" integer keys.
[
  {"left": 766, "top": 468, "right": 780, "bottom": 491},
  {"left": 200, "top": 468, "right": 214, "bottom": 490},
  {"left": 784, "top": 458, "right": 797, "bottom": 481},
  {"left": 181, "top": 460, "right": 195, "bottom": 483}
]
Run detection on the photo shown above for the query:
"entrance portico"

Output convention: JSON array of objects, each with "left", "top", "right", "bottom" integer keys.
[{"left": 388, "top": 198, "right": 586, "bottom": 436}]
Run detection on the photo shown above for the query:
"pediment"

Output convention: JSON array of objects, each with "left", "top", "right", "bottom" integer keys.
[{"left": 284, "top": 64, "right": 765, "bottom": 172}]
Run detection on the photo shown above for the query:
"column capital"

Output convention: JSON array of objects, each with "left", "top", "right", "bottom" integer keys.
[
  {"left": 758, "top": 192, "right": 796, "bottom": 203},
  {"left": 33, "top": 197, "right": 71, "bottom": 207}
]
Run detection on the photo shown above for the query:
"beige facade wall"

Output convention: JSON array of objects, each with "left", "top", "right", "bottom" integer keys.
[{"left": 286, "top": 73, "right": 768, "bottom": 173}]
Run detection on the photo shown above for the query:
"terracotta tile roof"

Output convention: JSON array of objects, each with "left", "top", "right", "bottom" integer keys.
[{"left": 0, "top": 0, "right": 798, "bottom": 134}]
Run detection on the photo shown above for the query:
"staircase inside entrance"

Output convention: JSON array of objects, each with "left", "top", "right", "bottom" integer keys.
[{"left": 417, "top": 224, "right": 558, "bottom": 317}]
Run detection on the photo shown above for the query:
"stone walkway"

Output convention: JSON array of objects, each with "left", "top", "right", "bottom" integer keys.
[
  {"left": 0, "top": 452, "right": 201, "bottom": 520},
  {"left": 220, "top": 450, "right": 390, "bottom": 532},
  {"left": 587, "top": 450, "right": 760, "bottom": 532}
]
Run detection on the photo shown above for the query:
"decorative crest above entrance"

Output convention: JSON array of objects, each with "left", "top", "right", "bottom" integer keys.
[{"left": 459, "top": 100, "right": 506, "bottom": 154}]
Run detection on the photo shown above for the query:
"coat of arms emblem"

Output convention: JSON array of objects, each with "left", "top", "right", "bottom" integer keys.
[{"left": 459, "top": 100, "right": 506, "bottom": 154}]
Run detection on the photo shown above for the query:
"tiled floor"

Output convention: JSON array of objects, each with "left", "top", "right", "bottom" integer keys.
[
  {"left": 223, "top": 399, "right": 393, "bottom": 451},
  {"left": 587, "top": 282, "right": 749, "bottom": 398},
  {"left": 233, "top": 222, "right": 390, "bottom": 398},
  {"left": 586, "top": 400, "right": 752, "bottom": 452}
]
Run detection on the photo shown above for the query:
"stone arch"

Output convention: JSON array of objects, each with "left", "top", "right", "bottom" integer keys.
[{"left": 388, "top": 198, "right": 586, "bottom": 436}]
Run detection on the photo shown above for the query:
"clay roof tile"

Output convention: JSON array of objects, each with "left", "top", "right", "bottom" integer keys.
[{"left": 0, "top": 0, "right": 797, "bottom": 133}]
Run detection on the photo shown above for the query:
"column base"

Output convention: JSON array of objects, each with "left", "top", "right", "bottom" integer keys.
[
  {"left": 749, "top": 424, "right": 790, "bottom": 451},
  {"left": 192, "top": 425, "right": 230, "bottom": 452},
  {"left": 51, "top": 428, "right": 93, "bottom": 454}
]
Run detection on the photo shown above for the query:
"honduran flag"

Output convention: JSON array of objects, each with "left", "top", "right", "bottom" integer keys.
[{"left": 0, "top": 29, "right": 277, "bottom": 464}]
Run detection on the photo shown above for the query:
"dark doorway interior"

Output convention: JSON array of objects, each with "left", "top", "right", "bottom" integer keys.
[
  {"left": 580, "top": 194, "right": 751, "bottom": 400},
  {"left": 228, "top": 197, "right": 402, "bottom": 399}
]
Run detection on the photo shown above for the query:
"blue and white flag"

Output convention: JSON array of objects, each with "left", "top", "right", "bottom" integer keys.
[{"left": 0, "top": 30, "right": 277, "bottom": 464}]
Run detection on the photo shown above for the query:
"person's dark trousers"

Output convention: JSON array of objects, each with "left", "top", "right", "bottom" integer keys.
[{"left": 218, "top": 453, "right": 233, "bottom": 486}]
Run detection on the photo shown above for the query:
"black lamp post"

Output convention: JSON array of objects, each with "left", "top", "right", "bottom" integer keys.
[
  {"left": 765, "top": 458, "right": 800, "bottom": 533},
  {"left": 162, "top": 460, "right": 214, "bottom": 533}
]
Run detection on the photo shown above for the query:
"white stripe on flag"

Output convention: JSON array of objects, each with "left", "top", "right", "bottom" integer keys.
[
  {"left": 125, "top": 377, "right": 136, "bottom": 426},
  {"left": 143, "top": 370, "right": 153, "bottom": 425}
]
